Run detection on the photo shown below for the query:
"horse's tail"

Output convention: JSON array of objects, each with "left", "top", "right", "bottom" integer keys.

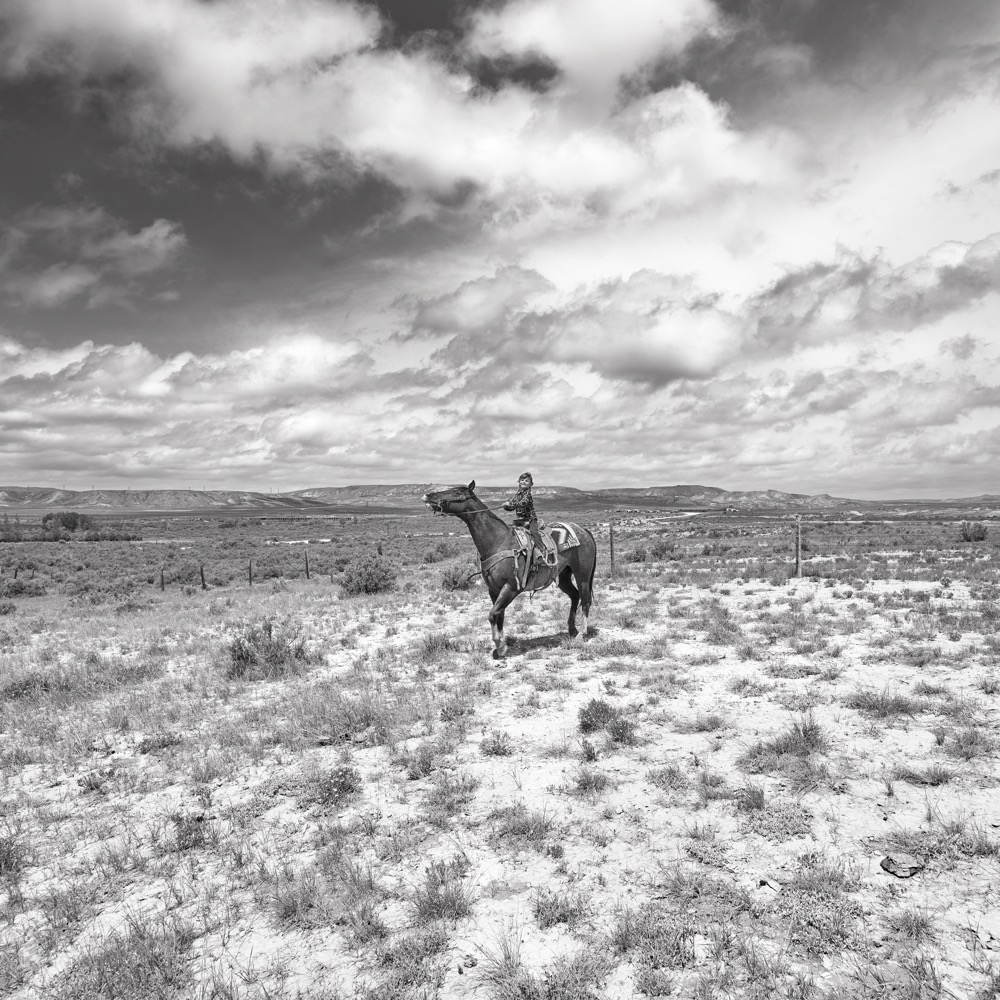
[{"left": 583, "top": 525, "right": 598, "bottom": 605}]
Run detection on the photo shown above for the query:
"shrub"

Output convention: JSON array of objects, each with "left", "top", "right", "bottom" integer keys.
[
  {"left": 341, "top": 553, "right": 398, "bottom": 595},
  {"left": 0, "top": 834, "right": 29, "bottom": 880},
  {"left": 0, "top": 601, "right": 14, "bottom": 616},
  {"left": 226, "top": 620, "right": 314, "bottom": 680},
  {"left": 309, "top": 764, "right": 363, "bottom": 806},
  {"left": 0, "top": 579, "right": 46, "bottom": 599},
  {"left": 960, "top": 521, "right": 988, "bottom": 543},
  {"left": 423, "top": 541, "right": 459, "bottom": 564},
  {"left": 41, "top": 511, "right": 95, "bottom": 535},
  {"left": 607, "top": 716, "right": 638, "bottom": 745},
  {"left": 412, "top": 856, "right": 473, "bottom": 920},
  {"left": 578, "top": 698, "right": 620, "bottom": 733},
  {"left": 440, "top": 562, "right": 475, "bottom": 591},
  {"left": 480, "top": 730, "right": 515, "bottom": 756},
  {"left": 649, "top": 538, "right": 677, "bottom": 559}
]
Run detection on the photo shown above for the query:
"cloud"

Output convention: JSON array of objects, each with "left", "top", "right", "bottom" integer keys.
[
  {"left": 0, "top": 0, "right": 797, "bottom": 230},
  {"left": 751, "top": 232, "right": 1000, "bottom": 350},
  {"left": 411, "top": 267, "right": 743, "bottom": 387},
  {"left": 467, "top": 0, "right": 719, "bottom": 103},
  {"left": 6, "top": 263, "right": 101, "bottom": 308},
  {"left": 0, "top": 203, "right": 186, "bottom": 308}
]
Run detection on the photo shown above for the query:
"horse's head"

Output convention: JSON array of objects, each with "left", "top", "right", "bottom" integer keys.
[{"left": 422, "top": 480, "right": 478, "bottom": 516}]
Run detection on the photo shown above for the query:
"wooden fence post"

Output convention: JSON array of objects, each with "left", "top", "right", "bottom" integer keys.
[
  {"left": 248, "top": 559, "right": 253, "bottom": 587},
  {"left": 200, "top": 565, "right": 207, "bottom": 590},
  {"left": 795, "top": 516, "right": 802, "bottom": 578},
  {"left": 305, "top": 550, "right": 310, "bottom": 579},
  {"left": 160, "top": 566, "right": 165, "bottom": 591},
  {"left": 609, "top": 524, "right": 616, "bottom": 579}
]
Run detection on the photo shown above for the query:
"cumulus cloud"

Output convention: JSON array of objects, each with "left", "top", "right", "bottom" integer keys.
[
  {"left": 0, "top": 0, "right": 797, "bottom": 229},
  {"left": 410, "top": 267, "right": 743, "bottom": 387},
  {"left": 751, "top": 232, "right": 1000, "bottom": 350},
  {"left": 467, "top": 0, "right": 719, "bottom": 103},
  {"left": 0, "top": 203, "right": 186, "bottom": 308}
]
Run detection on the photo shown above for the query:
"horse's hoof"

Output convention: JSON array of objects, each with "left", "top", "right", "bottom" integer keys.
[{"left": 492, "top": 649, "right": 501, "bottom": 660}]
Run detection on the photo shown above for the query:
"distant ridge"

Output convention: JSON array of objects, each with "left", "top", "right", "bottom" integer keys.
[{"left": 1, "top": 484, "right": 998, "bottom": 513}]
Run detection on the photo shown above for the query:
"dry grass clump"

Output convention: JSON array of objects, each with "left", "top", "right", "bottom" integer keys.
[
  {"left": 480, "top": 729, "right": 515, "bottom": 756},
  {"left": 281, "top": 678, "right": 420, "bottom": 748},
  {"left": 2, "top": 652, "right": 163, "bottom": 701},
  {"left": 577, "top": 697, "right": 638, "bottom": 745},
  {"left": 0, "top": 834, "right": 30, "bottom": 882},
  {"left": 947, "top": 726, "right": 996, "bottom": 760},
  {"left": 225, "top": 618, "right": 316, "bottom": 680},
  {"left": 892, "top": 764, "right": 953, "bottom": 786},
  {"left": 487, "top": 802, "right": 554, "bottom": 851},
  {"left": 844, "top": 687, "right": 919, "bottom": 718},
  {"left": 370, "top": 926, "right": 450, "bottom": 1000},
  {"left": 674, "top": 712, "right": 725, "bottom": 733},
  {"left": 412, "top": 855, "right": 473, "bottom": 920},
  {"left": 303, "top": 762, "right": 364, "bottom": 807},
  {"left": 728, "top": 675, "right": 772, "bottom": 696},
  {"left": 771, "top": 855, "right": 863, "bottom": 956},
  {"left": 611, "top": 902, "right": 695, "bottom": 994},
  {"left": 741, "top": 799, "right": 813, "bottom": 841},
  {"left": 573, "top": 766, "right": 611, "bottom": 796},
  {"left": 48, "top": 916, "right": 195, "bottom": 1000},
  {"left": 737, "top": 712, "right": 827, "bottom": 773},
  {"left": 647, "top": 764, "right": 688, "bottom": 792},
  {"left": 532, "top": 888, "right": 589, "bottom": 929},
  {"left": 397, "top": 738, "right": 443, "bottom": 779},
  {"left": 480, "top": 926, "right": 608, "bottom": 1000},
  {"left": 578, "top": 698, "right": 619, "bottom": 732},
  {"left": 422, "top": 771, "right": 479, "bottom": 827}
]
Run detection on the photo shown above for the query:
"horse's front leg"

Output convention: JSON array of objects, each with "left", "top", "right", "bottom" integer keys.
[{"left": 488, "top": 583, "right": 518, "bottom": 659}]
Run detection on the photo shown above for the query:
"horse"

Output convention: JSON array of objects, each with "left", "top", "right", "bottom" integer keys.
[{"left": 422, "top": 481, "right": 597, "bottom": 659}]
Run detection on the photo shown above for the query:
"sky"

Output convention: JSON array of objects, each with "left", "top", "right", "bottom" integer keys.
[{"left": 1, "top": 0, "right": 999, "bottom": 499}]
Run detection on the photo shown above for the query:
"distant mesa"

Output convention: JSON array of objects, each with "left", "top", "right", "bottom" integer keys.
[{"left": 0, "top": 484, "right": 997, "bottom": 513}]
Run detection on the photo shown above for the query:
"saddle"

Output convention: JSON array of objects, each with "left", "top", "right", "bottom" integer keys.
[{"left": 511, "top": 525, "right": 558, "bottom": 589}]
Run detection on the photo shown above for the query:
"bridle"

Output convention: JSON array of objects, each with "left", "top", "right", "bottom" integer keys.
[{"left": 425, "top": 493, "right": 507, "bottom": 516}]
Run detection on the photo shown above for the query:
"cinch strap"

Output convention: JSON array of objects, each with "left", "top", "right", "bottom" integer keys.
[{"left": 480, "top": 550, "right": 517, "bottom": 576}]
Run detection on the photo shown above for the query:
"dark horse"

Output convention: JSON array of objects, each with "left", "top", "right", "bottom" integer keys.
[{"left": 423, "top": 481, "right": 597, "bottom": 659}]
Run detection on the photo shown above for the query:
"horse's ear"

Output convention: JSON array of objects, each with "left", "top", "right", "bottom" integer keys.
[{"left": 467, "top": 480, "right": 476, "bottom": 491}]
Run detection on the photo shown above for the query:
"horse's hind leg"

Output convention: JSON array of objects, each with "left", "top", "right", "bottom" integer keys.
[
  {"left": 576, "top": 568, "right": 593, "bottom": 639},
  {"left": 557, "top": 567, "right": 580, "bottom": 638}
]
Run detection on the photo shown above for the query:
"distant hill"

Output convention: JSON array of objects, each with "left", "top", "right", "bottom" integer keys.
[{"left": 1, "top": 483, "right": 998, "bottom": 514}]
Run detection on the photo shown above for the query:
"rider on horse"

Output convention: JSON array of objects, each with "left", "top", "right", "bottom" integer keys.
[{"left": 503, "top": 472, "right": 557, "bottom": 566}]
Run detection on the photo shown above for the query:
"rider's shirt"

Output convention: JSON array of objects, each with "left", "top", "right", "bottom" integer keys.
[{"left": 504, "top": 486, "right": 536, "bottom": 523}]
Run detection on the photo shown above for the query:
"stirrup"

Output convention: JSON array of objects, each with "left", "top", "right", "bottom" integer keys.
[{"left": 544, "top": 550, "right": 558, "bottom": 566}]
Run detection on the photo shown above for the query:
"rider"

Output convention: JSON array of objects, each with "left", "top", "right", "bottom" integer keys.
[{"left": 503, "top": 472, "right": 556, "bottom": 566}]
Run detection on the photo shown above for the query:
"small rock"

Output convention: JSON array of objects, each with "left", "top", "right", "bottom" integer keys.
[
  {"left": 879, "top": 853, "right": 924, "bottom": 878},
  {"left": 461, "top": 954, "right": 478, "bottom": 969}
]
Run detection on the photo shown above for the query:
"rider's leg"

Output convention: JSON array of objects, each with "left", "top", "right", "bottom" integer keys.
[{"left": 529, "top": 516, "right": 552, "bottom": 565}]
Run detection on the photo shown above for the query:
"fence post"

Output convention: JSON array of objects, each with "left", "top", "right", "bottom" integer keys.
[
  {"left": 609, "top": 524, "right": 616, "bottom": 579},
  {"left": 305, "top": 550, "right": 310, "bottom": 579},
  {"left": 200, "top": 565, "right": 207, "bottom": 590},
  {"left": 160, "top": 566, "right": 165, "bottom": 591},
  {"left": 795, "top": 516, "right": 802, "bottom": 578},
  {"left": 248, "top": 559, "right": 253, "bottom": 587}
]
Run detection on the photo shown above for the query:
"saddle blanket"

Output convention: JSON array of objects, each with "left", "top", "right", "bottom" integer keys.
[{"left": 512, "top": 521, "right": 580, "bottom": 554}]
